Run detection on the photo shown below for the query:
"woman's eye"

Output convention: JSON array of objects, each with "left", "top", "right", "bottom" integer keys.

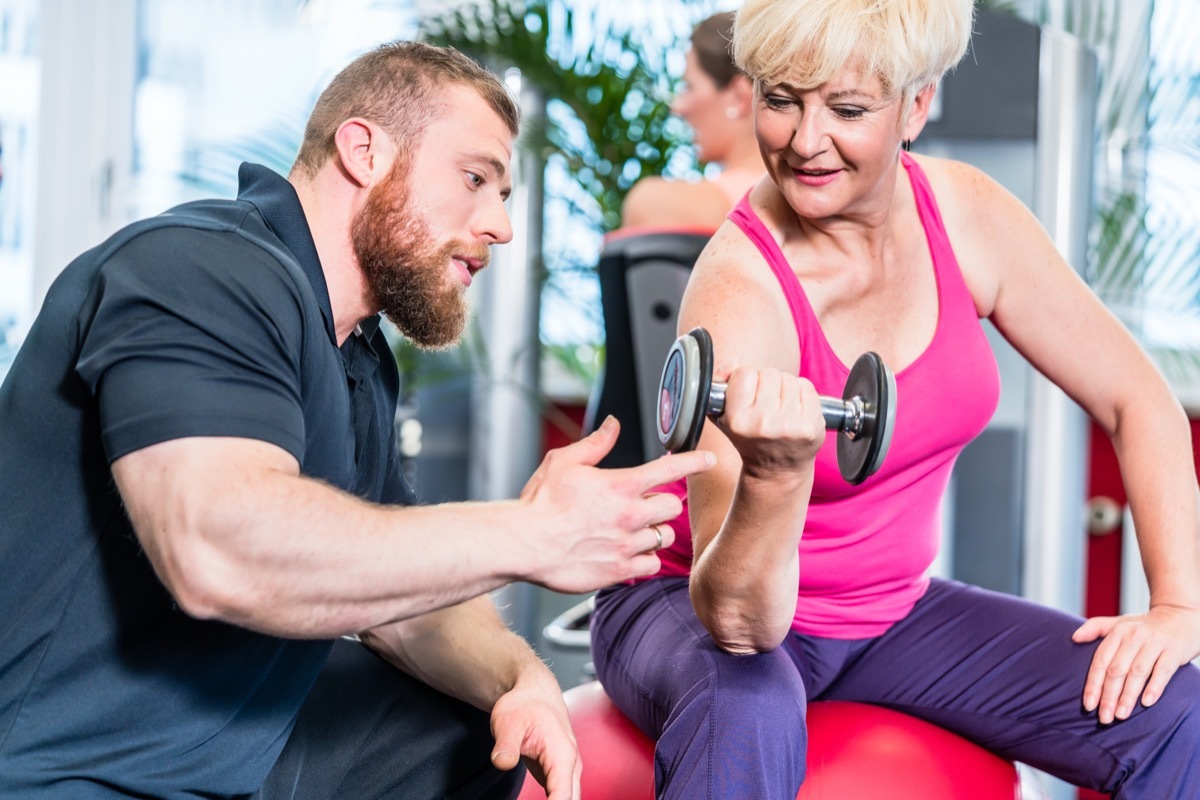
[
  {"left": 764, "top": 95, "right": 794, "bottom": 110},
  {"left": 834, "top": 107, "right": 866, "bottom": 120}
]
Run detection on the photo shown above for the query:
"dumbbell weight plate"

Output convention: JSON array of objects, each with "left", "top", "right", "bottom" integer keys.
[
  {"left": 838, "top": 352, "right": 897, "bottom": 485},
  {"left": 657, "top": 327, "right": 713, "bottom": 454},
  {"left": 657, "top": 327, "right": 897, "bottom": 484}
]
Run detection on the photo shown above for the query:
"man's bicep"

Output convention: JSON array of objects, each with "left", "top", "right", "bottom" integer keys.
[{"left": 111, "top": 436, "right": 301, "bottom": 589}]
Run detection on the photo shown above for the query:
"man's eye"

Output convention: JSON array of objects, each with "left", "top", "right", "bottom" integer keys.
[{"left": 467, "top": 172, "right": 484, "bottom": 187}]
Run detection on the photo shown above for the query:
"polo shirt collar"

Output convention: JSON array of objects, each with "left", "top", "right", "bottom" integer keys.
[{"left": 236, "top": 162, "right": 383, "bottom": 346}]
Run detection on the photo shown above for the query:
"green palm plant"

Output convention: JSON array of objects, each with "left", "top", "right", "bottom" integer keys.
[{"left": 419, "top": 0, "right": 706, "bottom": 232}]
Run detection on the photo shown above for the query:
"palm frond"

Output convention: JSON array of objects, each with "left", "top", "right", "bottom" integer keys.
[{"left": 420, "top": 0, "right": 698, "bottom": 232}]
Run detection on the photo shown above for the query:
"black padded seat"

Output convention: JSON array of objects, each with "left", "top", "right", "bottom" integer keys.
[{"left": 585, "top": 229, "right": 713, "bottom": 468}]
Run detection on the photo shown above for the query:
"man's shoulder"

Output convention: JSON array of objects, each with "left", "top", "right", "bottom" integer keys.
[
  {"left": 134, "top": 197, "right": 289, "bottom": 263},
  {"left": 92, "top": 199, "right": 312, "bottom": 303},
  {"left": 48, "top": 197, "right": 325, "bottom": 363},
  {"left": 74, "top": 197, "right": 273, "bottom": 275}
]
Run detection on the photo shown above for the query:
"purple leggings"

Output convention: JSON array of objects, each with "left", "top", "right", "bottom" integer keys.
[{"left": 591, "top": 577, "right": 1200, "bottom": 799}]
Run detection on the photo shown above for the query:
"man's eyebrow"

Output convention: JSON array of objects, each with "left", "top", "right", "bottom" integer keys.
[{"left": 470, "top": 152, "right": 508, "bottom": 180}]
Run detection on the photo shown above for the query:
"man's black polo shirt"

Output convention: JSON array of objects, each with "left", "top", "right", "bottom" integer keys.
[{"left": 0, "top": 163, "right": 414, "bottom": 797}]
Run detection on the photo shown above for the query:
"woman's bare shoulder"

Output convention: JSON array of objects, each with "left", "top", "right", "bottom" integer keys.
[
  {"left": 621, "top": 177, "right": 735, "bottom": 230},
  {"left": 912, "top": 153, "right": 1045, "bottom": 315},
  {"left": 913, "top": 154, "right": 1022, "bottom": 228},
  {"left": 680, "top": 216, "right": 799, "bottom": 372}
]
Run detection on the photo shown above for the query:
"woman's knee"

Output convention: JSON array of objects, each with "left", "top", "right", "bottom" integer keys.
[
  {"left": 654, "top": 651, "right": 808, "bottom": 799},
  {"left": 709, "top": 647, "right": 807, "bottom": 728},
  {"left": 654, "top": 644, "right": 808, "bottom": 751},
  {"left": 1103, "top": 664, "right": 1200, "bottom": 798},
  {"left": 1147, "top": 662, "right": 1200, "bottom": 747}
]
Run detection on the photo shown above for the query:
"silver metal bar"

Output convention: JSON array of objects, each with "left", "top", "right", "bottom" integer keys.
[{"left": 707, "top": 382, "right": 854, "bottom": 432}]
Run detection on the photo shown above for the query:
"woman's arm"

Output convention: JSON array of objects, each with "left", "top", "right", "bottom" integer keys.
[
  {"left": 935, "top": 157, "right": 1200, "bottom": 723},
  {"left": 675, "top": 224, "right": 825, "bottom": 654}
]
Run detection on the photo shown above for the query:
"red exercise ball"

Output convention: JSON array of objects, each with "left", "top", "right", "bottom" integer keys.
[
  {"left": 517, "top": 682, "right": 1020, "bottom": 800},
  {"left": 798, "top": 700, "right": 1020, "bottom": 799},
  {"left": 516, "top": 681, "right": 654, "bottom": 800}
]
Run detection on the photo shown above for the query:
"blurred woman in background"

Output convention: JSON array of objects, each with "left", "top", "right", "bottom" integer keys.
[{"left": 619, "top": 11, "right": 764, "bottom": 231}]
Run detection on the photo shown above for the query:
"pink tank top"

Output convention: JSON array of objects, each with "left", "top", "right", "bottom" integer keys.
[{"left": 653, "top": 153, "right": 1000, "bottom": 638}]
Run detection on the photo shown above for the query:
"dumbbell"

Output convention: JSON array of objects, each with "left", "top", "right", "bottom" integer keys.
[{"left": 656, "top": 327, "right": 897, "bottom": 485}]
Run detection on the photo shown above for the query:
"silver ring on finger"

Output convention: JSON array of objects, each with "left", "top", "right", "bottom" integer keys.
[{"left": 653, "top": 524, "right": 665, "bottom": 551}]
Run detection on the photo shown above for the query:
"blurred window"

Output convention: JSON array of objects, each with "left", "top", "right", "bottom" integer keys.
[
  {"left": 0, "top": 0, "right": 38, "bottom": 357},
  {"left": 132, "top": 0, "right": 418, "bottom": 218}
]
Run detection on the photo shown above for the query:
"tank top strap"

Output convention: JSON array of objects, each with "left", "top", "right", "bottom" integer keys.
[
  {"left": 899, "top": 152, "right": 977, "bottom": 319},
  {"left": 727, "top": 195, "right": 818, "bottom": 351},
  {"left": 726, "top": 156, "right": 980, "bottom": 376}
]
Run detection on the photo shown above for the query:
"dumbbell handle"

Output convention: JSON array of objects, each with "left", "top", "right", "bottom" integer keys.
[{"left": 707, "top": 383, "right": 869, "bottom": 440}]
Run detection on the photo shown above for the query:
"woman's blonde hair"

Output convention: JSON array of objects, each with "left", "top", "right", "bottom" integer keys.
[{"left": 732, "top": 0, "right": 975, "bottom": 101}]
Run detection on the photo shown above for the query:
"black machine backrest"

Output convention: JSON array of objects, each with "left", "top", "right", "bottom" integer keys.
[{"left": 585, "top": 230, "right": 712, "bottom": 468}]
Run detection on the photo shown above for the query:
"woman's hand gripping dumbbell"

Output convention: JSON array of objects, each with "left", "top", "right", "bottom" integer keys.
[{"left": 655, "top": 327, "right": 897, "bottom": 484}]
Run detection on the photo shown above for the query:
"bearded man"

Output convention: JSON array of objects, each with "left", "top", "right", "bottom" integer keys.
[{"left": 0, "top": 41, "right": 712, "bottom": 800}]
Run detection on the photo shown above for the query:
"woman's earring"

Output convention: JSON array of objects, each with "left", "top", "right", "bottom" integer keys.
[
  {"left": 902, "top": 139, "right": 912, "bottom": 152},
  {"left": 726, "top": 107, "right": 739, "bottom": 120}
]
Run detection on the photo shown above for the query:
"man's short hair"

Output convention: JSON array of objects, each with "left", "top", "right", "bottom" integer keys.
[{"left": 293, "top": 40, "right": 520, "bottom": 177}]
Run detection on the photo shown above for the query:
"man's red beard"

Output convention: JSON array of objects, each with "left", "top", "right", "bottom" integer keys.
[{"left": 351, "top": 158, "right": 488, "bottom": 349}]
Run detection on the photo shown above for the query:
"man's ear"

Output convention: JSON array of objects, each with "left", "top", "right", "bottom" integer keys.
[
  {"left": 333, "top": 118, "right": 384, "bottom": 189},
  {"left": 902, "top": 83, "right": 937, "bottom": 143}
]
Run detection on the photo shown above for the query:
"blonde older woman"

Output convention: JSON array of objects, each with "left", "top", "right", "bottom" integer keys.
[{"left": 590, "top": 1, "right": 1200, "bottom": 797}]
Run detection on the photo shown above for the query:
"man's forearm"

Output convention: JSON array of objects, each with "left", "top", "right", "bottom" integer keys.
[{"left": 360, "top": 594, "right": 552, "bottom": 712}]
